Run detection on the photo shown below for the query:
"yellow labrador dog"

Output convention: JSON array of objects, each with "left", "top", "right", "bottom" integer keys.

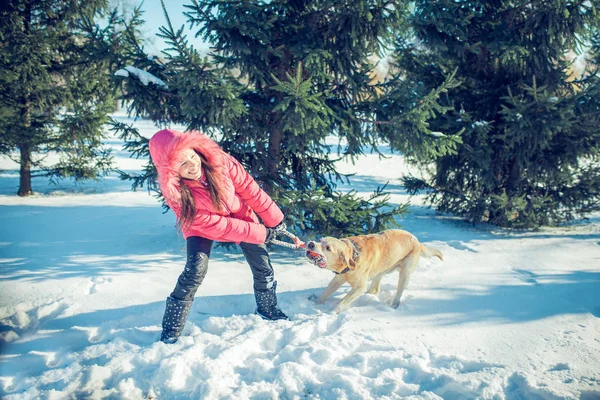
[{"left": 305, "top": 229, "right": 442, "bottom": 313}]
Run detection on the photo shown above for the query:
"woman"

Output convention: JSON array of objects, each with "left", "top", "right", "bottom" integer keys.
[{"left": 149, "top": 129, "right": 289, "bottom": 344}]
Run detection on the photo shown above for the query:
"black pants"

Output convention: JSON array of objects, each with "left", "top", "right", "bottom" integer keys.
[{"left": 170, "top": 236, "right": 276, "bottom": 302}]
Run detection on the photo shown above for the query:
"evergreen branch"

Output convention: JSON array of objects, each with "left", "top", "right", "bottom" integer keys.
[
  {"left": 158, "top": 0, "right": 207, "bottom": 71},
  {"left": 184, "top": 0, "right": 215, "bottom": 26},
  {"left": 123, "top": 6, "right": 149, "bottom": 59}
]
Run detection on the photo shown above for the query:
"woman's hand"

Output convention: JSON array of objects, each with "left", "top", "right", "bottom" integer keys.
[
  {"left": 265, "top": 228, "right": 277, "bottom": 244},
  {"left": 264, "top": 221, "right": 286, "bottom": 244},
  {"left": 273, "top": 221, "right": 286, "bottom": 234}
]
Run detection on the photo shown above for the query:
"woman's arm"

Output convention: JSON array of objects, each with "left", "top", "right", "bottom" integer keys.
[
  {"left": 189, "top": 210, "right": 267, "bottom": 244},
  {"left": 224, "top": 153, "right": 284, "bottom": 228},
  {"left": 168, "top": 197, "right": 267, "bottom": 244}
]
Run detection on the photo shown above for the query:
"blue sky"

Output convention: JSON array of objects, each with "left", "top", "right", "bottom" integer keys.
[{"left": 136, "top": 0, "right": 210, "bottom": 55}]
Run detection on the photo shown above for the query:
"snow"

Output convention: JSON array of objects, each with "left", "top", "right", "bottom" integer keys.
[
  {"left": 428, "top": 131, "right": 446, "bottom": 137},
  {"left": 114, "top": 66, "right": 169, "bottom": 89},
  {"left": 1, "top": 114, "right": 599, "bottom": 399}
]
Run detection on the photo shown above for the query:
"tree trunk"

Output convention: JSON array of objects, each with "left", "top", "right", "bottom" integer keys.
[
  {"left": 18, "top": 0, "right": 33, "bottom": 197},
  {"left": 266, "top": 126, "right": 282, "bottom": 190},
  {"left": 18, "top": 99, "right": 33, "bottom": 196},
  {"left": 505, "top": 158, "right": 521, "bottom": 195},
  {"left": 18, "top": 142, "right": 33, "bottom": 196},
  {"left": 265, "top": 86, "right": 285, "bottom": 194}
]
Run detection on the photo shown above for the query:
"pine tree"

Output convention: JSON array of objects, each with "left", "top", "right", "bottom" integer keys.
[
  {"left": 0, "top": 0, "right": 143, "bottom": 196},
  {"left": 113, "top": 0, "right": 461, "bottom": 237},
  {"left": 396, "top": 0, "right": 600, "bottom": 228}
]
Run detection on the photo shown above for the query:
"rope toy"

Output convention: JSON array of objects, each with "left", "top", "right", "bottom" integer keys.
[
  {"left": 271, "top": 230, "right": 327, "bottom": 268},
  {"left": 270, "top": 229, "right": 306, "bottom": 250}
]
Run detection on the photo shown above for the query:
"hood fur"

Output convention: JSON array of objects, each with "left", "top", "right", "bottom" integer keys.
[{"left": 149, "top": 129, "right": 225, "bottom": 205}]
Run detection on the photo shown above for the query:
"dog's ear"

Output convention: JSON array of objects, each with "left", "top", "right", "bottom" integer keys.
[
  {"left": 349, "top": 254, "right": 357, "bottom": 269},
  {"left": 337, "top": 248, "right": 348, "bottom": 269},
  {"left": 340, "top": 239, "right": 357, "bottom": 270}
]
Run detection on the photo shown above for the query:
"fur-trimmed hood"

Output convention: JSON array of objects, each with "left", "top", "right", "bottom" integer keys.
[{"left": 148, "top": 129, "right": 225, "bottom": 205}]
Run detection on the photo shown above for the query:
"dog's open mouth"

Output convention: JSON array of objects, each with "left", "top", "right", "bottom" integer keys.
[{"left": 306, "top": 250, "right": 327, "bottom": 269}]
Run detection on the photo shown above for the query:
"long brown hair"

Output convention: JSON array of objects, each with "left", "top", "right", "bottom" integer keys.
[{"left": 177, "top": 150, "right": 224, "bottom": 231}]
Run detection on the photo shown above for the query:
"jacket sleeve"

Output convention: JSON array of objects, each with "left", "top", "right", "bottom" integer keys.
[
  {"left": 224, "top": 153, "right": 284, "bottom": 228},
  {"left": 188, "top": 210, "right": 268, "bottom": 244},
  {"left": 168, "top": 198, "right": 267, "bottom": 244}
]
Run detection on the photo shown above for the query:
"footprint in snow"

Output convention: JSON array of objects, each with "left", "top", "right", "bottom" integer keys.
[
  {"left": 505, "top": 372, "right": 564, "bottom": 400},
  {"left": 512, "top": 268, "right": 540, "bottom": 286},
  {"left": 87, "top": 276, "right": 113, "bottom": 294},
  {"left": 0, "top": 300, "right": 68, "bottom": 342}
]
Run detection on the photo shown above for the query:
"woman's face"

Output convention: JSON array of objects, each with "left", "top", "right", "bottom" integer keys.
[{"left": 179, "top": 149, "right": 203, "bottom": 180}]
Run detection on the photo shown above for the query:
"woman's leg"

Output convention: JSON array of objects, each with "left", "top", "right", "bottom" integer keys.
[
  {"left": 171, "top": 236, "right": 213, "bottom": 301},
  {"left": 160, "top": 236, "right": 213, "bottom": 343},
  {"left": 238, "top": 242, "right": 274, "bottom": 291},
  {"left": 239, "top": 242, "right": 288, "bottom": 320}
]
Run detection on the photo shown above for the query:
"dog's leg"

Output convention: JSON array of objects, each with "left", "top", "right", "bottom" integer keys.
[
  {"left": 334, "top": 284, "right": 367, "bottom": 314},
  {"left": 367, "top": 275, "right": 383, "bottom": 294},
  {"left": 317, "top": 274, "right": 346, "bottom": 304},
  {"left": 391, "top": 247, "right": 420, "bottom": 309}
]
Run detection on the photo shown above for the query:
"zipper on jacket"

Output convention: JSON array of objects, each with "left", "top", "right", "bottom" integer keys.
[{"left": 221, "top": 199, "right": 234, "bottom": 216}]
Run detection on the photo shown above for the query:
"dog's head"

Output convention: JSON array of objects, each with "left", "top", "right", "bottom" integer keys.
[{"left": 305, "top": 237, "right": 357, "bottom": 273}]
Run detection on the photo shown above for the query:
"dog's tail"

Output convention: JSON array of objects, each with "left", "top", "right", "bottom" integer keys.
[{"left": 420, "top": 244, "right": 443, "bottom": 261}]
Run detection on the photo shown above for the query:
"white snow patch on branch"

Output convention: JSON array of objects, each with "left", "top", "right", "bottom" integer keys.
[{"left": 114, "top": 66, "right": 168, "bottom": 89}]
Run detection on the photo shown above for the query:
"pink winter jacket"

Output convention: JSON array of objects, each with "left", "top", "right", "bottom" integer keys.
[{"left": 148, "top": 129, "right": 284, "bottom": 244}]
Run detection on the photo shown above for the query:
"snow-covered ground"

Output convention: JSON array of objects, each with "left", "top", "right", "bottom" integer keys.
[{"left": 1, "top": 114, "right": 599, "bottom": 399}]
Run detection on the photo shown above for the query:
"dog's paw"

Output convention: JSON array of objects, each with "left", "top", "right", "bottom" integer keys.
[
  {"left": 332, "top": 304, "right": 346, "bottom": 314},
  {"left": 390, "top": 299, "right": 401, "bottom": 309}
]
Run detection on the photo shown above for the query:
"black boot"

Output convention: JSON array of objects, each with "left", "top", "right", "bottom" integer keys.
[
  {"left": 255, "top": 282, "right": 289, "bottom": 321},
  {"left": 160, "top": 296, "right": 193, "bottom": 344}
]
